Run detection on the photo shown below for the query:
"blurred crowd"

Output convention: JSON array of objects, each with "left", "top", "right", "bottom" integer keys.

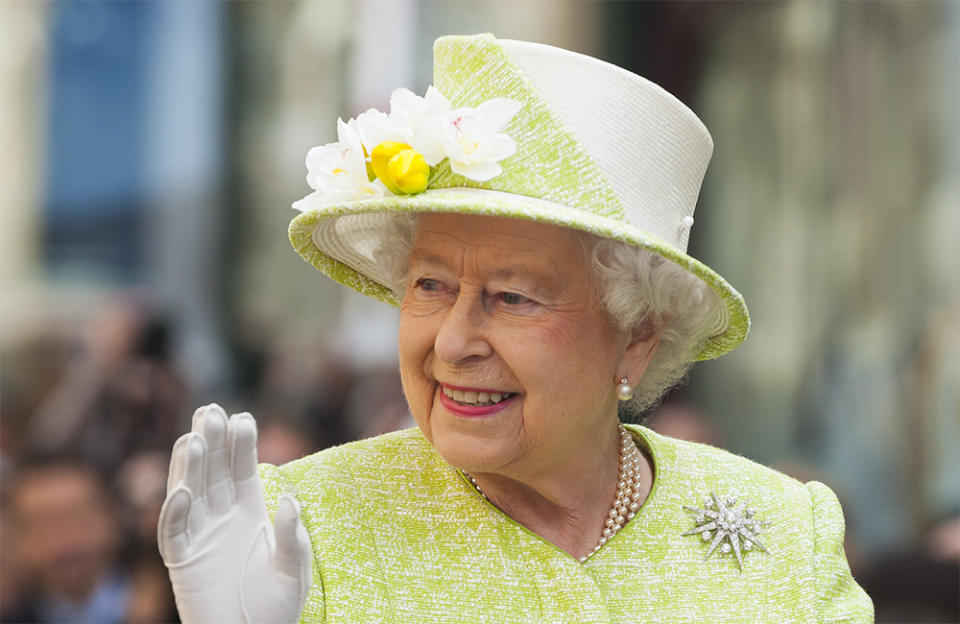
[
  {"left": 1, "top": 294, "right": 957, "bottom": 623},
  {"left": 0, "top": 294, "right": 408, "bottom": 623}
]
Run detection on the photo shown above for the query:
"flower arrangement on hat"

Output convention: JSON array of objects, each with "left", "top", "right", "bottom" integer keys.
[
  {"left": 293, "top": 86, "right": 521, "bottom": 210},
  {"left": 158, "top": 33, "right": 873, "bottom": 624}
]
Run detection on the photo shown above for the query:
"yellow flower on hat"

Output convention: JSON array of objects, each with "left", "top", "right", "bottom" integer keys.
[
  {"left": 371, "top": 141, "right": 429, "bottom": 195},
  {"left": 357, "top": 87, "right": 452, "bottom": 167},
  {"left": 387, "top": 149, "right": 429, "bottom": 194}
]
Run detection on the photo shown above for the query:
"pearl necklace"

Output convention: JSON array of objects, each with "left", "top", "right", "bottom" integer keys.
[{"left": 466, "top": 424, "right": 645, "bottom": 563}]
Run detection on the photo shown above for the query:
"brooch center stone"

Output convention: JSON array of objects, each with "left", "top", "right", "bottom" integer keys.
[{"left": 682, "top": 492, "right": 771, "bottom": 570}]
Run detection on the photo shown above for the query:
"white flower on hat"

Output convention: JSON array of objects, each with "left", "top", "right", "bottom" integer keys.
[
  {"left": 293, "top": 118, "right": 384, "bottom": 211},
  {"left": 354, "top": 108, "right": 402, "bottom": 157},
  {"left": 441, "top": 98, "right": 521, "bottom": 181},
  {"left": 356, "top": 86, "right": 452, "bottom": 167},
  {"left": 293, "top": 86, "right": 521, "bottom": 209}
]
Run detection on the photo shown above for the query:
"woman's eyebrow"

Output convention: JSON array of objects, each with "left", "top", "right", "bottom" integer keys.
[
  {"left": 407, "top": 250, "right": 453, "bottom": 270},
  {"left": 408, "top": 250, "right": 563, "bottom": 292},
  {"left": 490, "top": 264, "right": 563, "bottom": 295},
  {"left": 490, "top": 265, "right": 543, "bottom": 281}
]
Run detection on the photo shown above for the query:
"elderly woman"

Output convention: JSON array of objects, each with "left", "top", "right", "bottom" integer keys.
[{"left": 159, "top": 34, "right": 873, "bottom": 622}]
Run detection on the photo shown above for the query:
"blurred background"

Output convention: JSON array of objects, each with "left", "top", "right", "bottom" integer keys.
[{"left": 1, "top": 1, "right": 957, "bottom": 622}]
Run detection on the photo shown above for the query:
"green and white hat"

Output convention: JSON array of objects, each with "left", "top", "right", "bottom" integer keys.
[{"left": 289, "top": 33, "right": 748, "bottom": 360}]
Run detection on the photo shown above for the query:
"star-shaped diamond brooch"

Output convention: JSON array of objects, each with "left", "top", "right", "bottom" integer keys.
[{"left": 682, "top": 492, "right": 771, "bottom": 570}]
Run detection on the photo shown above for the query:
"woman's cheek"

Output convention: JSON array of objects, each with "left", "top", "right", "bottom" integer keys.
[
  {"left": 397, "top": 351, "right": 433, "bottom": 426},
  {"left": 509, "top": 313, "right": 582, "bottom": 349}
]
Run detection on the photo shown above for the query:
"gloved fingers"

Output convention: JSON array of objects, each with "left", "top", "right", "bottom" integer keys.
[
  {"left": 157, "top": 484, "right": 193, "bottom": 563},
  {"left": 183, "top": 432, "right": 207, "bottom": 496},
  {"left": 274, "top": 495, "right": 312, "bottom": 586},
  {"left": 190, "top": 403, "right": 212, "bottom": 431},
  {"left": 167, "top": 431, "right": 194, "bottom": 494},
  {"left": 180, "top": 434, "right": 210, "bottom": 539},
  {"left": 196, "top": 404, "right": 233, "bottom": 515},
  {"left": 168, "top": 431, "right": 206, "bottom": 500},
  {"left": 228, "top": 412, "right": 259, "bottom": 484}
]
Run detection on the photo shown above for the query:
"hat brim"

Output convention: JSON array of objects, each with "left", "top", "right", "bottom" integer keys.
[{"left": 289, "top": 187, "right": 748, "bottom": 361}]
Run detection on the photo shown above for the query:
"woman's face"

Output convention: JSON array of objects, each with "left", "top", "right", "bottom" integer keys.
[{"left": 398, "top": 213, "right": 643, "bottom": 477}]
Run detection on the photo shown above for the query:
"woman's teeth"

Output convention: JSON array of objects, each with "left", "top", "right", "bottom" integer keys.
[{"left": 442, "top": 386, "right": 514, "bottom": 406}]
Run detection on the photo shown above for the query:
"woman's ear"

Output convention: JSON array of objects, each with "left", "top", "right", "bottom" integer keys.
[{"left": 618, "top": 323, "right": 660, "bottom": 385}]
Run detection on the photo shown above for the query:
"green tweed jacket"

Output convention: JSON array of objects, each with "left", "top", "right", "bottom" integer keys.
[{"left": 260, "top": 425, "right": 873, "bottom": 623}]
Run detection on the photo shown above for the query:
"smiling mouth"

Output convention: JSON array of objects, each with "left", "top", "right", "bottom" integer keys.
[{"left": 441, "top": 386, "right": 516, "bottom": 407}]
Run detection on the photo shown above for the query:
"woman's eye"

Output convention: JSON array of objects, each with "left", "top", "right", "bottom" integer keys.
[
  {"left": 415, "top": 278, "right": 442, "bottom": 291},
  {"left": 500, "top": 292, "right": 531, "bottom": 305}
]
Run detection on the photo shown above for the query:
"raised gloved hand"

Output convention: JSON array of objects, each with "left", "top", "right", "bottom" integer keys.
[{"left": 158, "top": 404, "right": 312, "bottom": 624}]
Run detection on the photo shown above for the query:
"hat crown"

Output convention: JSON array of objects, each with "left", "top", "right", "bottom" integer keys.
[
  {"left": 288, "top": 34, "right": 749, "bottom": 361},
  {"left": 431, "top": 34, "right": 713, "bottom": 252}
]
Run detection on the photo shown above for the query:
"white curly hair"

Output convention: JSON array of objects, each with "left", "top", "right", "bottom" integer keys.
[{"left": 374, "top": 214, "right": 728, "bottom": 418}]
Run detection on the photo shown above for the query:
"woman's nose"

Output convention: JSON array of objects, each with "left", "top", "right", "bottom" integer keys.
[{"left": 433, "top": 291, "right": 492, "bottom": 365}]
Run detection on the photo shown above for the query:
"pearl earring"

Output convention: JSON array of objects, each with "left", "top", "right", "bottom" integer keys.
[{"left": 616, "top": 377, "right": 633, "bottom": 402}]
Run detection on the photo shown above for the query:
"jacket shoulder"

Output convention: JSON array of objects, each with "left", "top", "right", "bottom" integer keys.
[
  {"left": 631, "top": 425, "right": 812, "bottom": 509},
  {"left": 262, "top": 427, "right": 436, "bottom": 492}
]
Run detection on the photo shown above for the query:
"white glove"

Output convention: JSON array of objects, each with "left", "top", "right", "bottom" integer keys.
[{"left": 158, "top": 404, "right": 312, "bottom": 624}]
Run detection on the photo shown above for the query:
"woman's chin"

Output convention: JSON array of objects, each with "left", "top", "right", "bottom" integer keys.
[
  {"left": 421, "top": 389, "right": 526, "bottom": 472},
  {"left": 428, "top": 427, "right": 515, "bottom": 474}
]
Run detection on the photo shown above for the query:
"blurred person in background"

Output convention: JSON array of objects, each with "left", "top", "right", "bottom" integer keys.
[
  {"left": 253, "top": 412, "right": 323, "bottom": 467},
  {"left": 23, "top": 296, "right": 188, "bottom": 476},
  {"left": 157, "top": 34, "right": 871, "bottom": 622},
  {"left": 0, "top": 329, "right": 74, "bottom": 470},
  {"left": 255, "top": 332, "right": 358, "bottom": 448},
  {"left": 1, "top": 304, "right": 191, "bottom": 623},
  {"left": 2, "top": 455, "right": 129, "bottom": 623},
  {"left": 858, "top": 512, "right": 960, "bottom": 623},
  {"left": 344, "top": 366, "right": 412, "bottom": 439},
  {"left": 113, "top": 451, "right": 180, "bottom": 623},
  {"left": 0, "top": 501, "right": 26, "bottom": 621}
]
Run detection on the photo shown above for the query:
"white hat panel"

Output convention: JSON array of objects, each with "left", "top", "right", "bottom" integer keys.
[{"left": 499, "top": 39, "right": 713, "bottom": 252}]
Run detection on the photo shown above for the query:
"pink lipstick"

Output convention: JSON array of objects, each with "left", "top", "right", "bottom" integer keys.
[{"left": 438, "top": 384, "right": 518, "bottom": 417}]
